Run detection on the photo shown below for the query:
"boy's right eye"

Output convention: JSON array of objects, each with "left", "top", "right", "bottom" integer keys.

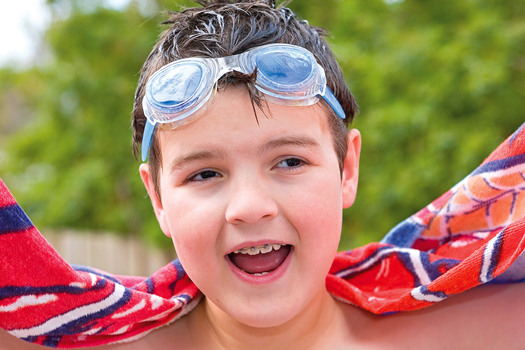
[{"left": 186, "top": 170, "right": 221, "bottom": 182}]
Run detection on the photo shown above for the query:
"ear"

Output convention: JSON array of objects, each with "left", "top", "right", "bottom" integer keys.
[
  {"left": 139, "top": 163, "right": 172, "bottom": 238},
  {"left": 342, "top": 129, "right": 361, "bottom": 209}
]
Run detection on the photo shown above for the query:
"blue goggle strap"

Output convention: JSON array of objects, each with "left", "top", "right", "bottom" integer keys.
[
  {"left": 142, "top": 119, "right": 157, "bottom": 162},
  {"left": 320, "top": 86, "right": 345, "bottom": 120}
]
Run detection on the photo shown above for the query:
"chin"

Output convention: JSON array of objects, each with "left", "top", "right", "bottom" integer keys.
[
  {"left": 233, "top": 306, "right": 299, "bottom": 329},
  {"left": 224, "top": 292, "right": 311, "bottom": 329}
]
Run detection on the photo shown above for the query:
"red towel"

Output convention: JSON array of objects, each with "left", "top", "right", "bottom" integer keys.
[{"left": 1, "top": 123, "right": 524, "bottom": 348}]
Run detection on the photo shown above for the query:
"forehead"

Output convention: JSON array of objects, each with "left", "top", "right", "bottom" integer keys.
[{"left": 156, "top": 85, "right": 333, "bottom": 158}]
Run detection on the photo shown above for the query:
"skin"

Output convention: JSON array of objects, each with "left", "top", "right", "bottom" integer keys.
[{"left": 2, "top": 85, "right": 525, "bottom": 349}]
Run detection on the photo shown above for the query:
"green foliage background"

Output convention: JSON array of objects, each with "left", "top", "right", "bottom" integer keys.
[{"left": 0, "top": 0, "right": 523, "bottom": 251}]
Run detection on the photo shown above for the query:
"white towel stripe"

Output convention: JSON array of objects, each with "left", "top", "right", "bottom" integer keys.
[
  {"left": 111, "top": 299, "right": 146, "bottom": 319},
  {"left": 411, "top": 286, "right": 447, "bottom": 302},
  {"left": 0, "top": 294, "right": 57, "bottom": 312},
  {"left": 8, "top": 283, "right": 126, "bottom": 338},
  {"left": 480, "top": 234, "right": 499, "bottom": 283}
]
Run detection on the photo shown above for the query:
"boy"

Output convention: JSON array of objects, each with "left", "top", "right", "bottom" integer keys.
[{"left": 2, "top": 0, "right": 525, "bottom": 349}]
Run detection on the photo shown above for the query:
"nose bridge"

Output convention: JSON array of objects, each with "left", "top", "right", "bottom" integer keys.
[{"left": 225, "top": 170, "right": 278, "bottom": 225}]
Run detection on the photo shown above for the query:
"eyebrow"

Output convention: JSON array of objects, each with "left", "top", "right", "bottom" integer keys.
[
  {"left": 258, "top": 135, "right": 321, "bottom": 155},
  {"left": 168, "top": 135, "right": 320, "bottom": 172},
  {"left": 168, "top": 150, "right": 227, "bottom": 173}
]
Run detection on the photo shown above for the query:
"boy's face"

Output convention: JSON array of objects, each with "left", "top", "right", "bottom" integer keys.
[{"left": 140, "top": 85, "right": 360, "bottom": 328}]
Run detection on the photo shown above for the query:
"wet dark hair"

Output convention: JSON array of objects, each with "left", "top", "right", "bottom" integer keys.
[{"left": 132, "top": 0, "right": 359, "bottom": 199}]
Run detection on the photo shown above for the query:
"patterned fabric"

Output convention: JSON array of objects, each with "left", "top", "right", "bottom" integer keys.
[{"left": 1, "top": 123, "right": 524, "bottom": 348}]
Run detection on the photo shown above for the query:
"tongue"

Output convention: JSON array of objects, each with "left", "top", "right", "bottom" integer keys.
[{"left": 229, "top": 245, "right": 291, "bottom": 274}]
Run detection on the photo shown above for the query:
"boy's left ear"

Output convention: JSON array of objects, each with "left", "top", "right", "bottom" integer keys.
[{"left": 342, "top": 129, "right": 361, "bottom": 209}]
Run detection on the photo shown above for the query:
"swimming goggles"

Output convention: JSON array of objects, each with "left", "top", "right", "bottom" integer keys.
[{"left": 141, "top": 43, "right": 345, "bottom": 161}]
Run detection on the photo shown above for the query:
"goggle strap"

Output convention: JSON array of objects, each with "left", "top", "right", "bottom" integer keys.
[
  {"left": 142, "top": 119, "right": 157, "bottom": 162},
  {"left": 321, "top": 86, "right": 346, "bottom": 120}
]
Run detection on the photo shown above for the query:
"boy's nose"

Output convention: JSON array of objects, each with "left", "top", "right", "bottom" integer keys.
[{"left": 225, "top": 177, "right": 278, "bottom": 225}]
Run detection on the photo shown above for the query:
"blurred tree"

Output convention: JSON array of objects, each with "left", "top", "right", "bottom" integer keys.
[
  {"left": 0, "top": 0, "right": 523, "bottom": 251},
  {"left": 324, "top": 0, "right": 525, "bottom": 248}
]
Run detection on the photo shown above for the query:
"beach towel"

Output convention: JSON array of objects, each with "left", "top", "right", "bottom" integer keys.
[{"left": 1, "top": 122, "right": 525, "bottom": 348}]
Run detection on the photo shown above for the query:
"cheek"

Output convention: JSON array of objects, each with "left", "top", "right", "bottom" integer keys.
[
  {"left": 285, "top": 171, "right": 343, "bottom": 261},
  {"left": 169, "top": 225, "right": 218, "bottom": 286},
  {"left": 292, "top": 173, "right": 343, "bottom": 232},
  {"left": 161, "top": 193, "right": 226, "bottom": 276}
]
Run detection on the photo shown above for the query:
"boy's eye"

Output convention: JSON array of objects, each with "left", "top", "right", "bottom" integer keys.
[
  {"left": 275, "top": 158, "right": 305, "bottom": 169},
  {"left": 187, "top": 170, "right": 221, "bottom": 182}
]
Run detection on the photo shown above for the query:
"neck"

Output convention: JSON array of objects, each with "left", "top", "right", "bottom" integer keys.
[{"left": 194, "top": 288, "right": 345, "bottom": 350}]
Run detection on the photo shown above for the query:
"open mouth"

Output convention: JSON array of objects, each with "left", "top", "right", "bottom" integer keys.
[{"left": 228, "top": 243, "right": 292, "bottom": 276}]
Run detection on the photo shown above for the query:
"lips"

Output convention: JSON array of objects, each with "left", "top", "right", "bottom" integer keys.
[{"left": 228, "top": 243, "right": 292, "bottom": 275}]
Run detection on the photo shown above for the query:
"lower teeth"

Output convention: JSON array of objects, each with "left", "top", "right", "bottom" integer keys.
[
  {"left": 252, "top": 272, "right": 270, "bottom": 276},
  {"left": 242, "top": 270, "right": 270, "bottom": 276}
]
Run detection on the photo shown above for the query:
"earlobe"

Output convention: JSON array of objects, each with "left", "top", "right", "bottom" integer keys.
[
  {"left": 342, "top": 129, "right": 361, "bottom": 209},
  {"left": 139, "top": 163, "right": 172, "bottom": 238}
]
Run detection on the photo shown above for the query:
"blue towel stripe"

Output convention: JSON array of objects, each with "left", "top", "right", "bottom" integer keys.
[{"left": 0, "top": 204, "right": 33, "bottom": 235}]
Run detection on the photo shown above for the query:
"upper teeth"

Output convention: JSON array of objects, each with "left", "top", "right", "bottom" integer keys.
[{"left": 234, "top": 243, "right": 283, "bottom": 255}]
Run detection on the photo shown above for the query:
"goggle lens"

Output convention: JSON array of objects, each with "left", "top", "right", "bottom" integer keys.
[
  {"left": 256, "top": 51, "right": 313, "bottom": 88},
  {"left": 149, "top": 63, "right": 206, "bottom": 114},
  {"left": 151, "top": 65, "right": 203, "bottom": 106}
]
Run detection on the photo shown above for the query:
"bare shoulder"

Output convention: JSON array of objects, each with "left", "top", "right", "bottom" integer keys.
[
  {"left": 339, "top": 283, "right": 525, "bottom": 349},
  {"left": 0, "top": 329, "right": 45, "bottom": 350}
]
